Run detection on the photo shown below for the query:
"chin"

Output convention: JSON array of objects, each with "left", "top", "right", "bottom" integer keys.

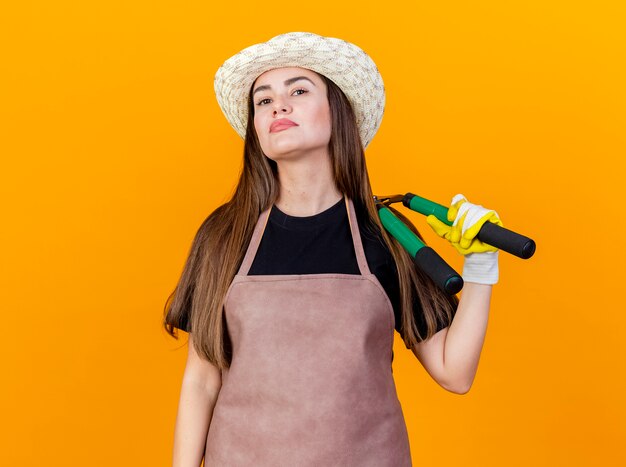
[
  {"left": 263, "top": 144, "right": 308, "bottom": 160},
  {"left": 268, "top": 140, "right": 330, "bottom": 157}
]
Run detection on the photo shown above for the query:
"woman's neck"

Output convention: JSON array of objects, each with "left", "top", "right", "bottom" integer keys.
[{"left": 274, "top": 153, "right": 342, "bottom": 217}]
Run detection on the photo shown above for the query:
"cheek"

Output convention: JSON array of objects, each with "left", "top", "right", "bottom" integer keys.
[
  {"left": 253, "top": 113, "right": 260, "bottom": 133},
  {"left": 253, "top": 114, "right": 265, "bottom": 139},
  {"left": 314, "top": 104, "right": 332, "bottom": 136},
  {"left": 253, "top": 113, "right": 273, "bottom": 153}
]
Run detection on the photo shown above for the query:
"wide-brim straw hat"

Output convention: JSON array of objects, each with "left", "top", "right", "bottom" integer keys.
[{"left": 214, "top": 31, "right": 386, "bottom": 149}]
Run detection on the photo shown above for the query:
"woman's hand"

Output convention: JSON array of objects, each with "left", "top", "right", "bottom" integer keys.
[
  {"left": 426, "top": 194, "right": 503, "bottom": 285},
  {"left": 426, "top": 194, "right": 503, "bottom": 255}
]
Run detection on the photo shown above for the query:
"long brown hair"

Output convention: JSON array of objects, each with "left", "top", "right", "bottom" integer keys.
[{"left": 163, "top": 72, "right": 458, "bottom": 368}]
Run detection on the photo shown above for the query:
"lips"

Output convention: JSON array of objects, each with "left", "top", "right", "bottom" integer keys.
[{"left": 270, "top": 119, "right": 298, "bottom": 133}]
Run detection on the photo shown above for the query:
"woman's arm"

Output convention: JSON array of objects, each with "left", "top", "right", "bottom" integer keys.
[
  {"left": 172, "top": 334, "right": 222, "bottom": 467},
  {"left": 411, "top": 281, "right": 492, "bottom": 394}
]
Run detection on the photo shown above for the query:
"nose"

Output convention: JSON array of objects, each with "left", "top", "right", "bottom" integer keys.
[{"left": 272, "top": 98, "right": 292, "bottom": 115}]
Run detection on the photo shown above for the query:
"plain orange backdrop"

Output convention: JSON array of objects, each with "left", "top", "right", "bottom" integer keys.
[{"left": 1, "top": 1, "right": 624, "bottom": 466}]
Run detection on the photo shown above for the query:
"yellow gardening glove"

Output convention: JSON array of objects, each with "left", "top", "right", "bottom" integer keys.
[{"left": 426, "top": 194, "right": 504, "bottom": 256}]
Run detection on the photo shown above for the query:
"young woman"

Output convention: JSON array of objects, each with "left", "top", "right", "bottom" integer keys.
[{"left": 164, "top": 32, "right": 502, "bottom": 467}]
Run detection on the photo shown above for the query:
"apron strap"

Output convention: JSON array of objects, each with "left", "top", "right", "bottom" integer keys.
[
  {"left": 238, "top": 205, "right": 272, "bottom": 276},
  {"left": 345, "top": 196, "right": 372, "bottom": 276}
]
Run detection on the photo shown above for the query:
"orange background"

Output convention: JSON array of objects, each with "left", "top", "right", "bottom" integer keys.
[{"left": 1, "top": 1, "right": 624, "bottom": 466}]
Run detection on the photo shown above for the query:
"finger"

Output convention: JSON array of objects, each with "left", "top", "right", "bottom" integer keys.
[
  {"left": 491, "top": 215, "right": 504, "bottom": 228},
  {"left": 461, "top": 236, "right": 499, "bottom": 253},
  {"left": 426, "top": 214, "right": 452, "bottom": 238},
  {"left": 453, "top": 240, "right": 477, "bottom": 256},
  {"left": 449, "top": 198, "right": 467, "bottom": 223},
  {"left": 450, "top": 211, "right": 466, "bottom": 243},
  {"left": 446, "top": 205, "right": 458, "bottom": 223},
  {"left": 460, "top": 235, "right": 473, "bottom": 250},
  {"left": 463, "top": 211, "right": 496, "bottom": 241},
  {"left": 468, "top": 241, "right": 499, "bottom": 253},
  {"left": 452, "top": 243, "right": 468, "bottom": 256}
]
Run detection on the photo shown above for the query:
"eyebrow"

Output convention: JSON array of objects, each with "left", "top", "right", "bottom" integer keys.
[{"left": 252, "top": 76, "right": 316, "bottom": 97}]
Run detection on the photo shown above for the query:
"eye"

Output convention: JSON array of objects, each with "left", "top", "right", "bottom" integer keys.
[{"left": 256, "top": 88, "right": 309, "bottom": 105}]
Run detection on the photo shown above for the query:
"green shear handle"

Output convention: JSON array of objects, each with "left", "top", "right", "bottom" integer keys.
[{"left": 376, "top": 201, "right": 464, "bottom": 295}]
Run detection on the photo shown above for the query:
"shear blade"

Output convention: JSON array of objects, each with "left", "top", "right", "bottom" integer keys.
[{"left": 374, "top": 194, "right": 405, "bottom": 206}]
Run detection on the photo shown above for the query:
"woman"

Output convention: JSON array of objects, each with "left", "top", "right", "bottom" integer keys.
[{"left": 164, "top": 32, "right": 501, "bottom": 466}]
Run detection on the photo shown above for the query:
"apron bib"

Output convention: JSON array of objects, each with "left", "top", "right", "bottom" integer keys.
[{"left": 204, "top": 195, "right": 412, "bottom": 466}]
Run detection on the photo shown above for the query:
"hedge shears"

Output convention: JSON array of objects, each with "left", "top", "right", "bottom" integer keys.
[{"left": 374, "top": 193, "right": 536, "bottom": 295}]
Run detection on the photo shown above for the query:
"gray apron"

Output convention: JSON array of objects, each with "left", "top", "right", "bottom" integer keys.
[{"left": 204, "top": 195, "right": 412, "bottom": 466}]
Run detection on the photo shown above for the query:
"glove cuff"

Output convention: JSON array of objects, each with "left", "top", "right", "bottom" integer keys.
[{"left": 462, "top": 251, "right": 499, "bottom": 285}]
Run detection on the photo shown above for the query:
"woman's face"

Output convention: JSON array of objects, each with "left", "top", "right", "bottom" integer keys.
[{"left": 252, "top": 67, "right": 331, "bottom": 162}]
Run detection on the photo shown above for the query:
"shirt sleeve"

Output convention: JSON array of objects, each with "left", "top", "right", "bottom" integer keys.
[{"left": 381, "top": 258, "right": 455, "bottom": 344}]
